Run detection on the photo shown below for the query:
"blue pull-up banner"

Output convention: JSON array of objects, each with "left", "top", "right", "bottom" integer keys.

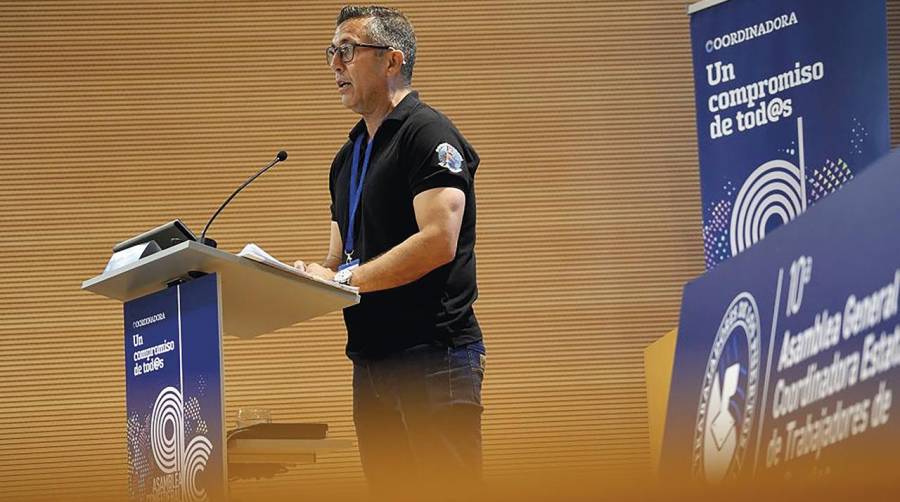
[{"left": 689, "top": 0, "right": 889, "bottom": 269}]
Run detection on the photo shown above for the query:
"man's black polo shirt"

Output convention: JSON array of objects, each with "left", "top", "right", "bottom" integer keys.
[{"left": 329, "top": 91, "right": 482, "bottom": 360}]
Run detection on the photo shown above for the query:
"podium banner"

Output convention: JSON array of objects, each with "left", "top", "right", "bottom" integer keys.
[
  {"left": 689, "top": 0, "right": 889, "bottom": 269},
  {"left": 124, "top": 273, "right": 226, "bottom": 502},
  {"left": 660, "top": 148, "right": 900, "bottom": 483}
]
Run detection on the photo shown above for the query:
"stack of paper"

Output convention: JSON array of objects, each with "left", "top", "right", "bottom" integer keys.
[{"left": 237, "top": 243, "right": 358, "bottom": 293}]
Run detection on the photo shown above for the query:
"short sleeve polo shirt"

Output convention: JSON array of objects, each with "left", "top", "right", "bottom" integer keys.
[{"left": 329, "top": 91, "right": 482, "bottom": 360}]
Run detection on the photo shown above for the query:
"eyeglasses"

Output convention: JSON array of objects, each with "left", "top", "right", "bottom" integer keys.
[{"left": 325, "top": 42, "right": 392, "bottom": 65}]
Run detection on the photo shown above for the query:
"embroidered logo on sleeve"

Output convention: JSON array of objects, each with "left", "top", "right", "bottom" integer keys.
[{"left": 435, "top": 143, "right": 464, "bottom": 173}]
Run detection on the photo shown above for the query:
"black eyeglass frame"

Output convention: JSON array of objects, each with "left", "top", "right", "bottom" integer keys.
[{"left": 326, "top": 42, "right": 393, "bottom": 65}]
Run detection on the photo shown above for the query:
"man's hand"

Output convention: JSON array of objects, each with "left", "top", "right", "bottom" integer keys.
[
  {"left": 305, "top": 262, "right": 336, "bottom": 281},
  {"left": 294, "top": 222, "right": 343, "bottom": 283},
  {"left": 294, "top": 259, "right": 337, "bottom": 281}
]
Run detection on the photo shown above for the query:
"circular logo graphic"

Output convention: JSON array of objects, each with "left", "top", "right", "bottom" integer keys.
[{"left": 692, "top": 292, "right": 761, "bottom": 483}]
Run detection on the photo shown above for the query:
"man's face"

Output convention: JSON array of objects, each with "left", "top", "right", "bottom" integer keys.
[{"left": 330, "top": 18, "right": 389, "bottom": 115}]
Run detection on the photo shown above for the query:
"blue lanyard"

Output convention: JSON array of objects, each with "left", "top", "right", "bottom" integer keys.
[{"left": 345, "top": 133, "right": 374, "bottom": 263}]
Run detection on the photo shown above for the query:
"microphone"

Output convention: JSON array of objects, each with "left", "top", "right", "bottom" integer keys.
[{"left": 200, "top": 150, "right": 288, "bottom": 247}]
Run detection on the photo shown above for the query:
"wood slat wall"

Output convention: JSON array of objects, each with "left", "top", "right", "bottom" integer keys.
[{"left": 2, "top": 0, "right": 896, "bottom": 499}]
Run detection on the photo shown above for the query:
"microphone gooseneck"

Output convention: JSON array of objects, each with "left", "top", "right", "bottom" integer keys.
[{"left": 200, "top": 151, "right": 288, "bottom": 246}]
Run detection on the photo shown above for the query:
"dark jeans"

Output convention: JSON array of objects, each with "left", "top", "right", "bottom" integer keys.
[{"left": 352, "top": 340, "right": 486, "bottom": 500}]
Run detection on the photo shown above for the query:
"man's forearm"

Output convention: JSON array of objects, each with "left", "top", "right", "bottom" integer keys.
[
  {"left": 322, "top": 253, "right": 342, "bottom": 271},
  {"left": 351, "top": 226, "right": 454, "bottom": 293}
]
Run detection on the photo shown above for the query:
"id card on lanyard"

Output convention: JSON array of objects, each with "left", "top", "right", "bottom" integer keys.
[{"left": 342, "top": 133, "right": 373, "bottom": 272}]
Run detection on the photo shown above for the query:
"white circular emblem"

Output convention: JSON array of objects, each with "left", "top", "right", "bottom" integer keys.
[
  {"left": 436, "top": 142, "right": 463, "bottom": 173},
  {"left": 692, "top": 292, "right": 761, "bottom": 483}
]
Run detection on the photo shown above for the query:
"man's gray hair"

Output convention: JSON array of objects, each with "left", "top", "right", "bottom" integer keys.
[{"left": 337, "top": 5, "right": 416, "bottom": 85}]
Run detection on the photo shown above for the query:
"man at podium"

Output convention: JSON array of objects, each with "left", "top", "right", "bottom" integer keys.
[{"left": 294, "top": 5, "right": 485, "bottom": 499}]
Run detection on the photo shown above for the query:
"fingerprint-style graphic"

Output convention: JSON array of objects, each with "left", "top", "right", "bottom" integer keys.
[
  {"left": 730, "top": 117, "right": 807, "bottom": 256},
  {"left": 150, "top": 386, "right": 212, "bottom": 502},
  {"left": 184, "top": 436, "right": 214, "bottom": 501},
  {"left": 152, "top": 387, "right": 183, "bottom": 473}
]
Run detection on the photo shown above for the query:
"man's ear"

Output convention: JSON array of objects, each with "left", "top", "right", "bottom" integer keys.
[{"left": 386, "top": 49, "right": 405, "bottom": 77}]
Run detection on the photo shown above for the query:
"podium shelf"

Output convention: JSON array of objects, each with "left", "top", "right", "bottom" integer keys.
[{"left": 227, "top": 438, "right": 353, "bottom": 465}]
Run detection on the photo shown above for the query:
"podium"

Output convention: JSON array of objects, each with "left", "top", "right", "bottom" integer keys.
[{"left": 82, "top": 241, "right": 359, "bottom": 501}]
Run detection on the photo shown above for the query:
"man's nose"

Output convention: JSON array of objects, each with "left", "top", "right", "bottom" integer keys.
[{"left": 330, "top": 55, "right": 345, "bottom": 72}]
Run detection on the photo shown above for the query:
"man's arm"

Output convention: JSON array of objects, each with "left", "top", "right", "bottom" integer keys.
[
  {"left": 302, "top": 187, "right": 465, "bottom": 293},
  {"left": 294, "top": 221, "right": 343, "bottom": 273},
  {"left": 321, "top": 221, "right": 343, "bottom": 270}
]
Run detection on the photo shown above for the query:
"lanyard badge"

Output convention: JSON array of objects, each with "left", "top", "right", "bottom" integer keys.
[{"left": 344, "top": 133, "right": 374, "bottom": 266}]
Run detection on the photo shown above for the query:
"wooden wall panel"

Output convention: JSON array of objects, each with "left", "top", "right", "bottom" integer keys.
[{"left": 8, "top": 0, "right": 892, "bottom": 499}]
